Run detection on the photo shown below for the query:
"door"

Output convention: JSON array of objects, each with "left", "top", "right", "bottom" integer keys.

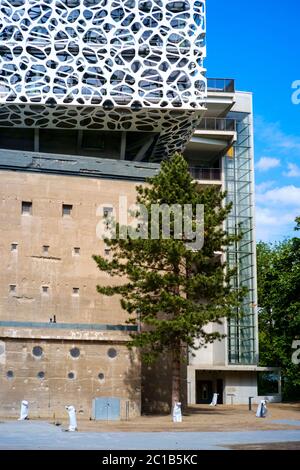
[
  {"left": 92, "top": 397, "right": 121, "bottom": 421},
  {"left": 196, "top": 380, "right": 213, "bottom": 404},
  {"left": 217, "top": 379, "right": 224, "bottom": 404}
]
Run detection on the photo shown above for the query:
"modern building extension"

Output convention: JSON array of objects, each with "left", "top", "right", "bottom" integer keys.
[{"left": 0, "top": 1, "right": 280, "bottom": 419}]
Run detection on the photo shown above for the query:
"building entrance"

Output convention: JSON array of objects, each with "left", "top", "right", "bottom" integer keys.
[{"left": 196, "top": 380, "right": 213, "bottom": 404}]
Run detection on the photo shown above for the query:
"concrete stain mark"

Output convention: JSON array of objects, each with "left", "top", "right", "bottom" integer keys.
[
  {"left": 0, "top": 149, "right": 160, "bottom": 181},
  {"left": 30, "top": 256, "right": 61, "bottom": 262},
  {"left": 14, "top": 296, "right": 35, "bottom": 304},
  {"left": 0, "top": 340, "right": 5, "bottom": 365}
]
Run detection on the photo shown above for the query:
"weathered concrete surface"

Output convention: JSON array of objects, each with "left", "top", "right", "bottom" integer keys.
[
  {"left": 0, "top": 149, "right": 160, "bottom": 181},
  {"left": 0, "top": 421, "right": 300, "bottom": 450},
  {"left": 0, "top": 170, "right": 142, "bottom": 419}
]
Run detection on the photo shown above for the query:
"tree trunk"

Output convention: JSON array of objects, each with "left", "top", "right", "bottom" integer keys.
[{"left": 171, "top": 346, "right": 181, "bottom": 409}]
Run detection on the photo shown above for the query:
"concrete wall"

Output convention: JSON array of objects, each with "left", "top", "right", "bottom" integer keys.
[
  {"left": 0, "top": 170, "right": 139, "bottom": 325},
  {"left": 189, "top": 321, "right": 227, "bottom": 367},
  {"left": 0, "top": 335, "right": 140, "bottom": 419},
  {"left": 142, "top": 353, "right": 187, "bottom": 414},
  {"left": 0, "top": 169, "right": 142, "bottom": 419}
]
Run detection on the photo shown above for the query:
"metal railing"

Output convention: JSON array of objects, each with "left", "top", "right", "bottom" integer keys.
[
  {"left": 197, "top": 117, "right": 236, "bottom": 132},
  {"left": 189, "top": 167, "right": 222, "bottom": 181},
  {"left": 207, "top": 78, "right": 235, "bottom": 93}
]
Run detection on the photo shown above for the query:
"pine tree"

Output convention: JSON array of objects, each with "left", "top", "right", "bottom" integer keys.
[{"left": 93, "top": 154, "right": 246, "bottom": 410}]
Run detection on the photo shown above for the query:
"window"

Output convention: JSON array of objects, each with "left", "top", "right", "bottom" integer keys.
[
  {"left": 11, "top": 243, "right": 18, "bottom": 252},
  {"left": 81, "top": 131, "right": 105, "bottom": 150},
  {"left": 32, "top": 346, "right": 43, "bottom": 357},
  {"left": 107, "top": 347, "right": 117, "bottom": 359},
  {"left": 103, "top": 207, "right": 113, "bottom": 218},
  {"left": 62, "top": 204, "right": 73, "bottom": 216},
  {"left": 70, "top": 347, "right": 80, "bottom": 358},
  {"left": 9, "top": 284, "right": 16, "bottom": 294},
  {"left": 37, "top": 371, "right": 45, "bottom": 379},
  {"left": 104, "top": 248, "right": 111, "bottom": 256},
  {"left": 43, "top": 245, "right": 49, "bottom": 254},
  {"left": 73, "top": 247, "right": 80, "bottom": 256},
  {"left": 42, "top": 286, "right": 49, "bottom": 295},
  {"left": 257, "top": 372, "right": 280, "bottom": 396},
  {"left": 98, "top": 373, "right": 105, "bottom": 381},
  {"left": 22, "top": 201, "right": 32, "bottom": 215},
  {"left": 68, "top": 372, "right": 75, "bottom": 380},
  {"left": 72, "top": 287, "right": 79, "bottom": 296},
  {"left": 6, "top": 370, "right": 14, "bottom": 379}
]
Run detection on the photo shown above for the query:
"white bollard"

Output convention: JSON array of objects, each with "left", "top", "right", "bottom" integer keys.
[
  {"left": 172, "top": 402, "right": 182, "bottom": 423},
  {"left": 65, "top": 405, "right": 78, "bottom": 431},
  {"left": 18, "top": 400, "right": 29, "bottom": 420},
  {"left": 210, "top": 393, "right": 219, "bottom": 407},
  {"left": 256, "top": 399, "right": 268, "bottom": 418}
]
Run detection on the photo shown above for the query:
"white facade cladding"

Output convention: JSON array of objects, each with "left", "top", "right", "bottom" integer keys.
[{"left": 0, "top": 0, "right": 207, "bottom": 157}]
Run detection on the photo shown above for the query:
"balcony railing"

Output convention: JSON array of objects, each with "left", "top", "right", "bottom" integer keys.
[
  {"left": 197, "top": 117, "right": 236, "bottom": 132},
  {"left": 207, "top": 78, "right": 235, "bottom": 93},
  {"left": 189, "top": 167, "right": 222, "bottom": 181}
]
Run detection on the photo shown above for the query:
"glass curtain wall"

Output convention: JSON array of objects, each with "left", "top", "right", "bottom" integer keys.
[{"left": 224, "top": 112, "right": 257, "bottom": 364}]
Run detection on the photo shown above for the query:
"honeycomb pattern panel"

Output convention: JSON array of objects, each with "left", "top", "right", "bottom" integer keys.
[
  {"left": 0, "top": 103, "right": 200, "bottom": 158},
  {"left": 0, "top": 0, "right": 206, "bottom": 110}
]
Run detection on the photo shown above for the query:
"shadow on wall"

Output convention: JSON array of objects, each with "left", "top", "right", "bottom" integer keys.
[
  {"left": 122, "top": 349, "right": 142, "bottom": 419},
  {"left": 141, "top": 352, "right": 187, "bottom": 415}
]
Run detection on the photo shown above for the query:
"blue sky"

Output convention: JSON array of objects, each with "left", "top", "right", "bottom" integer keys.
[{"left": 206, "top": 0, "right": 300, "bottom": 243}]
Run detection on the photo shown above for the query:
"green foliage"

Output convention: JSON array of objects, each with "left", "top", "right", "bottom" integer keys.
[
  {"left": 93, "top": 154, "right": 246, "bottom": 364},
  {"left": 257, "top": 217, "right": 300, "bottom": 400}
]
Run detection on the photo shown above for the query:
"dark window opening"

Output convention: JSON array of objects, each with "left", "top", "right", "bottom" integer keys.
[
  {"left": 32, "top": 346, "right": 43, "bottom": 357},
  {"left": 107, "top": 348, "right": 117, "bottom": 359},
  {"left": 257, "top": 372, "right": 280, "bottom": 396},
  {"left": 62, "top": 204, "right": 73, "bottom": 216},
  {"left": 0, "top": 128, "right": 34, "bottom": 151},
  {"left": 22, "top": 201, "right": 32, "bottom": 215},
  {"left": 70, "top": 347, "right": 80, "bottom": 358}
]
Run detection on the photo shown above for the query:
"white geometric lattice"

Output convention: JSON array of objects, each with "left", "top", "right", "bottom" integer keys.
[{"left": 0, "top": 1, "right": 207, "bottom": 156}]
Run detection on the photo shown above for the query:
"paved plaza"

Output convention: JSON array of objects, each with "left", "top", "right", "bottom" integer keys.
[{"left": 0, "top": 420, "right": 300, "bottom": 450}]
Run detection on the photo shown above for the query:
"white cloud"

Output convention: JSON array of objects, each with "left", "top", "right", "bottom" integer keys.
[
  {"left": 255, "top": 117, "right": 300, "bottom": 154},
  {"left": 255, "top": 184, "right": 300, "bottom": 242},
  {"left": 255, "top": 181, "right": 275, "bottom": 193},
  {"left": 256, "top": 206, "right": 300, "bottom": 242},
  {"left": 256, "top": 157, "right": 281, "bottom": 172},
  {"left": 256, "top": 185, "right": 300, "bottom": 206},
  {"left": 254, "top": 116, "right": 300, "bottom": 242},
  {"left": 284, "top": 163, "right": 300, "bottom": 178}
]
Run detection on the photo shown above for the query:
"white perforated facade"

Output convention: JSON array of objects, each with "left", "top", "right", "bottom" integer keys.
[{"left": 0, "top": 0, "right": 207, "bottom": 156}]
